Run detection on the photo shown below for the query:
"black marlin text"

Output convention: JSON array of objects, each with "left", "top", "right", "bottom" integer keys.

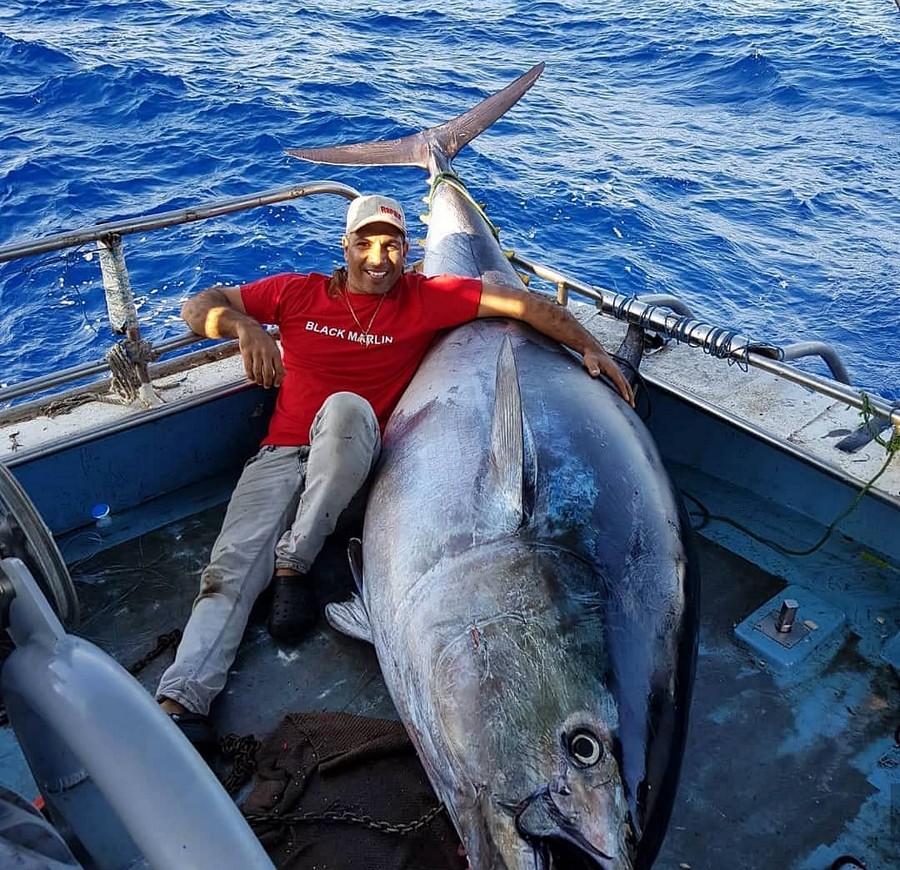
[{"left": 305, "top": 320, "right": 394, "bottom": 346}]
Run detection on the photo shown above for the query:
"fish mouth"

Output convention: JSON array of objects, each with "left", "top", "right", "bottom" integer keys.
[
  {"left": 543, "top": 840, "right": 617, "bottom": 870},
  {"left": 510, "top": 787, "right": 633, "bottom": 870},
  {"left": 527, "top": 830, "right": 621, "bottom": 870}
]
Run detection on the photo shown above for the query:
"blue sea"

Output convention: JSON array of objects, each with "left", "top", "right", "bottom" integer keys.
[{"left": 1, "top": 0, "right": 898, "bottom": 401}]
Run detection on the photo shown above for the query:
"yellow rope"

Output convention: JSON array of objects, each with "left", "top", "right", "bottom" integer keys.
[{"left": 426, "top": 171, "right": 502, "bottom": 242}]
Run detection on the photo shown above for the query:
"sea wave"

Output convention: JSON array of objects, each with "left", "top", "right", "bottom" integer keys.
[{"left": 0, "top": 0, "right": 897, "bottom": 399}]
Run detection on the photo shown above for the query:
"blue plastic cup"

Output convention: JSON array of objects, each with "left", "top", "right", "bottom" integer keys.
[{"left": 91, "top": 503, "right": 111, "bottom": 528}]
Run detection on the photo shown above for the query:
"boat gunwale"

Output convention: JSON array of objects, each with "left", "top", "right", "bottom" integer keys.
[{"left": 644, "top": 372, "right": 900, "bottom": 514}]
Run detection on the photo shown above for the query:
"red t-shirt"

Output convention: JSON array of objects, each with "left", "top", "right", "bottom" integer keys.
[{"left": 240, "top": 272, "right": 483, "bottom": 446}]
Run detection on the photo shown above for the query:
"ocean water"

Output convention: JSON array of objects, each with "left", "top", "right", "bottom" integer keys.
[{"left": 1, "top": 0, "right": 898, "bottom": 400}]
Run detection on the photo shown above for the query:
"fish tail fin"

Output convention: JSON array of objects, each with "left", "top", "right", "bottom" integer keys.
[{"left": 286, "top": 62, "right": 545, "bottom": 171}]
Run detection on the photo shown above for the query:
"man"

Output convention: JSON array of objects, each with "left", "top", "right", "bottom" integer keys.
[{"left": 157, "top": 194, "right": 634, "bottom": 752}]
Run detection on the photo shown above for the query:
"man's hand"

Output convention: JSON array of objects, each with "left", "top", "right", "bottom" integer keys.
[
  {"left": 583, "top": 348, "right": 635, "bottom": 408},
  {"left": 237, "top": 322, "right": 285, "bottom": 388},
  {"left": 181, "top": 285, "right": 285, "bottom": 389},
  {"left": 477, "top": 281, "right": 636, "bottom": 407}
]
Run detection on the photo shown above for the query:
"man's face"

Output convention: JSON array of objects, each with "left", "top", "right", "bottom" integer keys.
[{"left": 342, "top": 222, "right": 408, "bottom": 295}]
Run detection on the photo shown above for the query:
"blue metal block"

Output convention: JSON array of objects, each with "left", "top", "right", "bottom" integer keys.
[{"left": 733, "top": 583, "right": 846, "bottom": 670}]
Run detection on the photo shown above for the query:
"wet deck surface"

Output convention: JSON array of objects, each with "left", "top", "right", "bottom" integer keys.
[
  {"left": 68, "top": 500, "right": 393, "bottom": 734},
  {"left": 5, "top": 493, "right": 899, "bottom": 870}
]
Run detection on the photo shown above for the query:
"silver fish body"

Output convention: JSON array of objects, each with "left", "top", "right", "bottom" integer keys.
[
  {"left": 292, "top": 63, "right": 699, "bottom": 869},
  {"left": 364, "top": 318, "right": 695, "bottom": 869}
]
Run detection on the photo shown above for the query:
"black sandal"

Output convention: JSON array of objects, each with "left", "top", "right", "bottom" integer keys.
[
  {"left": 169, "top": 711, "right": 218, "bottom": 760},
  {"left": 267, "top": 572, "right": 318, "bottom": 642}
]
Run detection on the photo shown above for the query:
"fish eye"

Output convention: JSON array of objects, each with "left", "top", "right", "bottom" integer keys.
[{"left": 568, "top": 729, "right": 603, "bottom": 767}]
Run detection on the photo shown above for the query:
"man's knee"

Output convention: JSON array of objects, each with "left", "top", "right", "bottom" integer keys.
[
  {"left": 319, "top": 391, "right": 377, "bottom": 427},
  {"left": 198, "top": 564, "right": 244, "bottom": 601},
  {"left": 313, "top": 392, "right": 379, "bottom": 444}
]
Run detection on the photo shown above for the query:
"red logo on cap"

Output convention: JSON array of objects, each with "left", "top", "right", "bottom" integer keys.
[{"left": 380, "top": 206, "right": 402, "bottom": 222}]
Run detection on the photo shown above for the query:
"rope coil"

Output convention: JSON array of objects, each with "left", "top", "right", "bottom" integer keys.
[{"left": 105, "top": 337, "right": 160, "bottom": 403}]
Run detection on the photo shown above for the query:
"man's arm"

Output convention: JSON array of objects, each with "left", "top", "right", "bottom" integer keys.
[
  {"left": 477, "top": 281, "right": 635, "bottom": 407},
  {"left": 181, "top": 286, "right": 285, "bottom": 388}
]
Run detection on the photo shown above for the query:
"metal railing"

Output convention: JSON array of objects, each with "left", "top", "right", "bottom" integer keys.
[
  {"left": 510, "top": 254, "right": 898, "bottom": 431},
  {"left": 0, "top": 181, "right": 361, "bottom": 263},
  {"left": 0, "top": 181, "right": 896, "bottom": 434},
  {"left": 0, "top": 181, "right": 361, "bottom": 408}
]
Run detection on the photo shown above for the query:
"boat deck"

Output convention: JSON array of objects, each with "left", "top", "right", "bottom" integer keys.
[{"left": 2, "top": 458, "right": 896, "bottom": 870}]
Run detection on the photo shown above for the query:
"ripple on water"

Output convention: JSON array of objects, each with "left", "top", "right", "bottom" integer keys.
[{"left": 0, "top": 0, "right": 897, "bottom": 397}]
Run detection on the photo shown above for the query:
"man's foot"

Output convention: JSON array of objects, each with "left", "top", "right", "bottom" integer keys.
[
  {"left": 159, "top": 699, "right": 219, "bottom": 760},
  {"left": 169, "top": 711, "right": 219, "bottom": 760},
  {"left": 267, "top": 570, "right": 318, "bottom": 642}
]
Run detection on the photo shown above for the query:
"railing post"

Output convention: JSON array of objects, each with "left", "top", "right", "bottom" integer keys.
[
  {"left": 96, "top": 235, "right": 161, "bottom": 407},
  {"left": 555, "top": 280, "right": 569, "bottom": 306}
]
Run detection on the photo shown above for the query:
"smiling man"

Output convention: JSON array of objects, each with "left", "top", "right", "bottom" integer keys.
[{"left": 156, "top": 194, "right": 633, "bottom": 754}]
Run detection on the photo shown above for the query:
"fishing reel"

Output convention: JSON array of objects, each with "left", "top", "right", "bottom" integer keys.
[{"left": 0, "top": 461, "right": 79, "bottom": 638}]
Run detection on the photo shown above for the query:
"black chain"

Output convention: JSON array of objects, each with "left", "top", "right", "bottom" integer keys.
[
  {"left": 219, "top": 733, "right": 262, "bottom": 795},
  {"left": 125, "top": 629, "right": 182, "bottom": 675},
  {"left": 243, "top": 801, "right": 446, "bottom": 836}
]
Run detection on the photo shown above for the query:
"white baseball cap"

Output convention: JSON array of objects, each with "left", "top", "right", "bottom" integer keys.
[{"left": 345, "top": 195, "right": 406, "bottom": 236}]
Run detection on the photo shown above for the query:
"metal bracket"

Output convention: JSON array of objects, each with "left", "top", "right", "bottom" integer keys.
[
  {"left": 734, "top": 584, "right": 846, "bottom": 671},
  {"left": 754, "top": 608, "right": 812, "bottom": 649}
]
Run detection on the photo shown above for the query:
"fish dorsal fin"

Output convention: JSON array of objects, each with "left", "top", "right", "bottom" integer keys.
[
  {"left": 286, "top": 62, "right": 545, "bottom": 171},
  {"left": 487, "top": 335, "right": 532, "bottom": 534}
]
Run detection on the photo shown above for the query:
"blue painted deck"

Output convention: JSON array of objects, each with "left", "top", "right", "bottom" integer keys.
[
  {"left": 1, "top": 380, "right": 897, "bottom": 869},
  {"left": 54, "top": 477, "right": 899, "bottom": 869}
]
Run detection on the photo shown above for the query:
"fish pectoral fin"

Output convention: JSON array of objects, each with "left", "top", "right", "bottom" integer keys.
[
  {"left": 324, "top": 593, "right": 373, "bottom": 643},
  {"left": 347, "top": 537, "right": 364, "bottom": 593}
]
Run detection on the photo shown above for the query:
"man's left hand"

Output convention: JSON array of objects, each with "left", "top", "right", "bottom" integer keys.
[{"left": 583, "top": 349, "right": 635, "bottom": 408}]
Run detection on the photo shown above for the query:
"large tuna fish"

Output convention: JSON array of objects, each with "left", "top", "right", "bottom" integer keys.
[{"left": 289, "top": 63, "right": 699, "bottom": 870}]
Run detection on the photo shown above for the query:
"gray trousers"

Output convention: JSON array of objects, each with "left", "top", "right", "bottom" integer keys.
[{"left": 156, "top": 392, "right": 381, "bottom": 716}]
